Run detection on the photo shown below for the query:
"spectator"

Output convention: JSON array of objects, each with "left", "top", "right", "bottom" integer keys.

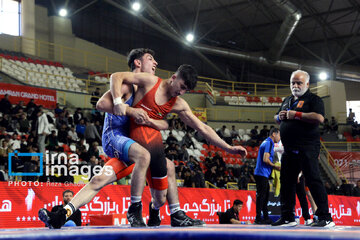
[
  {"left": 25, "top": 99, "right": 37, "bottom": 114},
  {"left": 181, "top": 132, "right": 195, "bottom": 149},
  {"left": 330, "top": 117, "right": 338, "bottom": 133},
  {"left": 230, "top": 125, "right": 239, "bottom": 140},
  {"left": 238, "top": 161, "right": 255, "bottom": 190},
  {"left": 58, "top": 124, "right": 69, "bottom": 144},
  {"left": 216, "top": 175, "right": 227, "bottom": 189},
  {"left": 47, "top": 130, "right": 61, "bottom": 151},
  {"left": 166, "top": 131, "right": 178, "bottom": 145},
  {"left": 351, "top": 121, "right": 359, "bottom": 137},
  {"left": 0, "top": 140, "right": 12, "bottom": 166},
  {"left": 56, "top": 112, "right": 69, "bottom": 130},
  {"left": 193, "top": 169, "right": 205, "bottom": 188},
  {"left": 339, "top": 179, "right": 353, "bottom": 196},
  {"left": 51, "top": 190, "right": 81, "bottom": 226},
  {"left": 19, "top": 113, "right": 31, "bottom": 133},
  {"left": 324, "top": 181, "right": 335, "bottom": 195},
  {"left": 37, "top": 108, "right": 51, "bottom": 155},
  {"left": 19, "top": 135, "right": 28, "bottom": 152},
  {"left": 250, "top": 126, "right": 259, "bottom": 139},
  {"left": 9, "top": 133, "right": 21, "bottom": 150},
  {"left": 87, "top": 141, "right": 100, "bottom": 160},
  {"left": 67, "top": 126, "right": 79, "bottom": 143},
  {"left": 0, "top": 114, "right": 12, "bottom": 132},
  {"left": 178, "top": 144, "right": 189, "bottom": 161},
  {"left": 176, "top": 164, "right": 186, "bottom": 179},
  {"left": 91, "top": 88, "right": 101, "bottom": 108},
  {"left": 219, "top": 125, "right": 232, "bottom": 144},
  {"left": 0, "top": 94, "right": 12, "bottom": 114},
  {"left": 84, "top": 120, "right": 101, "bottom": 145},
  {"left": 205, "top": 165, "right": 217, "bottom": 185},
  {"left": 73, "top": 108, "right": 83, "bottom": 125},
  {"left": 94, "top": 120, "right": 103, "bottom": 136},
  {"left": 54, "top": 103, "right": 63, "bottom": 115},
  {"left": 352, "top": 180, "right": 360, "bottom": 197},
  {"left": 223, "top": 200, "right": 244, "bottom": 224},
  {"left": 259, "top": 125, "right": 269, "bottom": 141},
  {"left": 347, "top": 108, "right": 355, "bottom": 124},
  {"left": 12, "top": 101, "right": 25, "bottom": 114},
  {"left": 183, "top": 169, "right": 195, "bottom": 188},
  {"left": 65, "top": 110, "right": 73, "bottom": 127},
  {"left": 165, "top": 142, "right": 178, "bottom": 160},
  {"left": 76, "top": 119, "right": 86, "bottom": 139}
]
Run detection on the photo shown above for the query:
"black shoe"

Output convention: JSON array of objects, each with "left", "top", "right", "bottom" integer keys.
[
  {"left": 311, "top": 219, "right": 335, "bottom": 228},
  {"left": 147, "top": 202, "right": 161, "bottom": 227},
  {"left": 170, "top": 210, "right": 206, "bottom": 227},
  {"left": 127, "top": 202, "right": 146, "bottom": 227},
  {"left": 38, "top": 208, "right": 66, "bottom": 229},
  {"left": 271, "top": 217, "right": 297, "bottom": 227}
]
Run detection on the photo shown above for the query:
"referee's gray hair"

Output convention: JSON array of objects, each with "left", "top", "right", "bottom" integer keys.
[{"left": 290, "top": 70, "right": 310, "bottom": 84}]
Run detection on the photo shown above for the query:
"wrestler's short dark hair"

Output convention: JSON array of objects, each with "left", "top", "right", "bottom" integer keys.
[
  {"left": 270, "top": 127, "right": 279, "bottom": 136},
  {"left": 127, "top": 48, "right": 155, "bottom": 71},
  {"left": 175, "top": 64, "right": 198, "bottom": 90},
  {"left": 233, "top": 199, "right": 243, "bottom": 206},
  {"left": 63, "top": 190, "right": 74, "bottom": 197}
]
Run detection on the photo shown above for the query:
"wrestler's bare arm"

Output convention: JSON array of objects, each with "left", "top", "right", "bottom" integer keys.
[{"left": 171, "top": 97, "right": 247, "bottom": 157}]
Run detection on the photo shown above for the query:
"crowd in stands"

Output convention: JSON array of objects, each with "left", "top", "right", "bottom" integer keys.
[
  {"left": 0, "top": 94, "right": 359, "bottom": 196},
  {"left": 325, "top": 179, "right": 360, "bottom": 197},
  {"left": 0, "top": 94, "right": 104, "bottom": 182}
]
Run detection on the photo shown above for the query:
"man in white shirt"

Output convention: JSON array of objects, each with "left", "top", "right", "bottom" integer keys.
[{"left": 37, "top": 108, "right": 51, "bottom": 155}]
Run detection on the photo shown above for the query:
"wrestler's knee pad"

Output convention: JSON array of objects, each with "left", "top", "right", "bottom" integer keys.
[
  {"left": 146, "top": 169, "right": 168, "bottom": 191},
  {"left": 105, "top": 158, "right": 134, "bottom": 181}
]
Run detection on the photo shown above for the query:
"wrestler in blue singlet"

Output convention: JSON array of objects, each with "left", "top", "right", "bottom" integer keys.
[{"left": 102, "top": 94, "right": 135, "bottom": 165}]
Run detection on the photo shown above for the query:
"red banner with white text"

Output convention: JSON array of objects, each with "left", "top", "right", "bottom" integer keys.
[
  {"left": 0, "top": 83, "right": 57, "bottom": 109},
  {"left": 329, "top": 151, "right": 360, "bottom": 179},
  {"left": 0, "top": 182, "right": 360, "bottom": 228}
]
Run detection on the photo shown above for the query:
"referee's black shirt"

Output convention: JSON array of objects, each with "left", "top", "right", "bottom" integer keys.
[{"left": 277, "top": 90, "right": 324, "bottom": 149}]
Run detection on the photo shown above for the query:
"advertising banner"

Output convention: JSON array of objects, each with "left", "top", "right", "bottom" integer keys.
[
  {"left": 0, "top": 83, "right": 57, "bottom": 109},
  {"left": 0, "top": 182, "right": 359, "bottom": 228}
]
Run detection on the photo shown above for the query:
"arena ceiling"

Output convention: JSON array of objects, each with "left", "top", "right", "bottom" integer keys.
[{"left": 35, "top": 0, "right": 360, "bottom": 84}]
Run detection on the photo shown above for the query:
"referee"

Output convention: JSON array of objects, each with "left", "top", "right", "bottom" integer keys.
[{"left": 272, "top": 70, "right": 334, "bottom": 227}]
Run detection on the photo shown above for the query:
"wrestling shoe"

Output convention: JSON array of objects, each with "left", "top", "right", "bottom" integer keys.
[
  {"left": 170, "top": 210, "right": 206, "bottom": 227},
  {"left": 38, "top": 208, "right": 66, "bottom": 229},
  {"left": 311, "top": 219, "right": 335, "bottom": 228},
  {"left": 147, "top": 202, "right": 161, "bottom": 227},
  {"left": 127, "top": 202, "right": 146, "bottom": 227},
  {"left": 271, "top": 217, "right": 297, "bottom": 227}
]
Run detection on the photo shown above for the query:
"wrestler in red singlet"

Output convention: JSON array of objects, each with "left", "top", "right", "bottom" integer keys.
[{"left": 130, "top": 78, "right": 176, "bottom": 190}]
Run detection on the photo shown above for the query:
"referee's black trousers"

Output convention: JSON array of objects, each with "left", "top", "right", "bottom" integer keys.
[{"left": 280, "top": 146, "right": 332, "bottom": 221}]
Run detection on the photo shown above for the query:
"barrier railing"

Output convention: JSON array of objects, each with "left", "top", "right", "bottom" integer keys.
[
  {"left": 206, "top": 107, "right": 278, "bottom": 122},
  {"left": 320, "top": 141, "right": 347, "bottom": 182},
  {"left": 322, "top": 141, "right": 360, "bottom": 152}
]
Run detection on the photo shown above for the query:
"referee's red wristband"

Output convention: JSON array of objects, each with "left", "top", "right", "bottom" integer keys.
[{"left": 294, "top": 111, "right": 302, "bottom": 120}]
